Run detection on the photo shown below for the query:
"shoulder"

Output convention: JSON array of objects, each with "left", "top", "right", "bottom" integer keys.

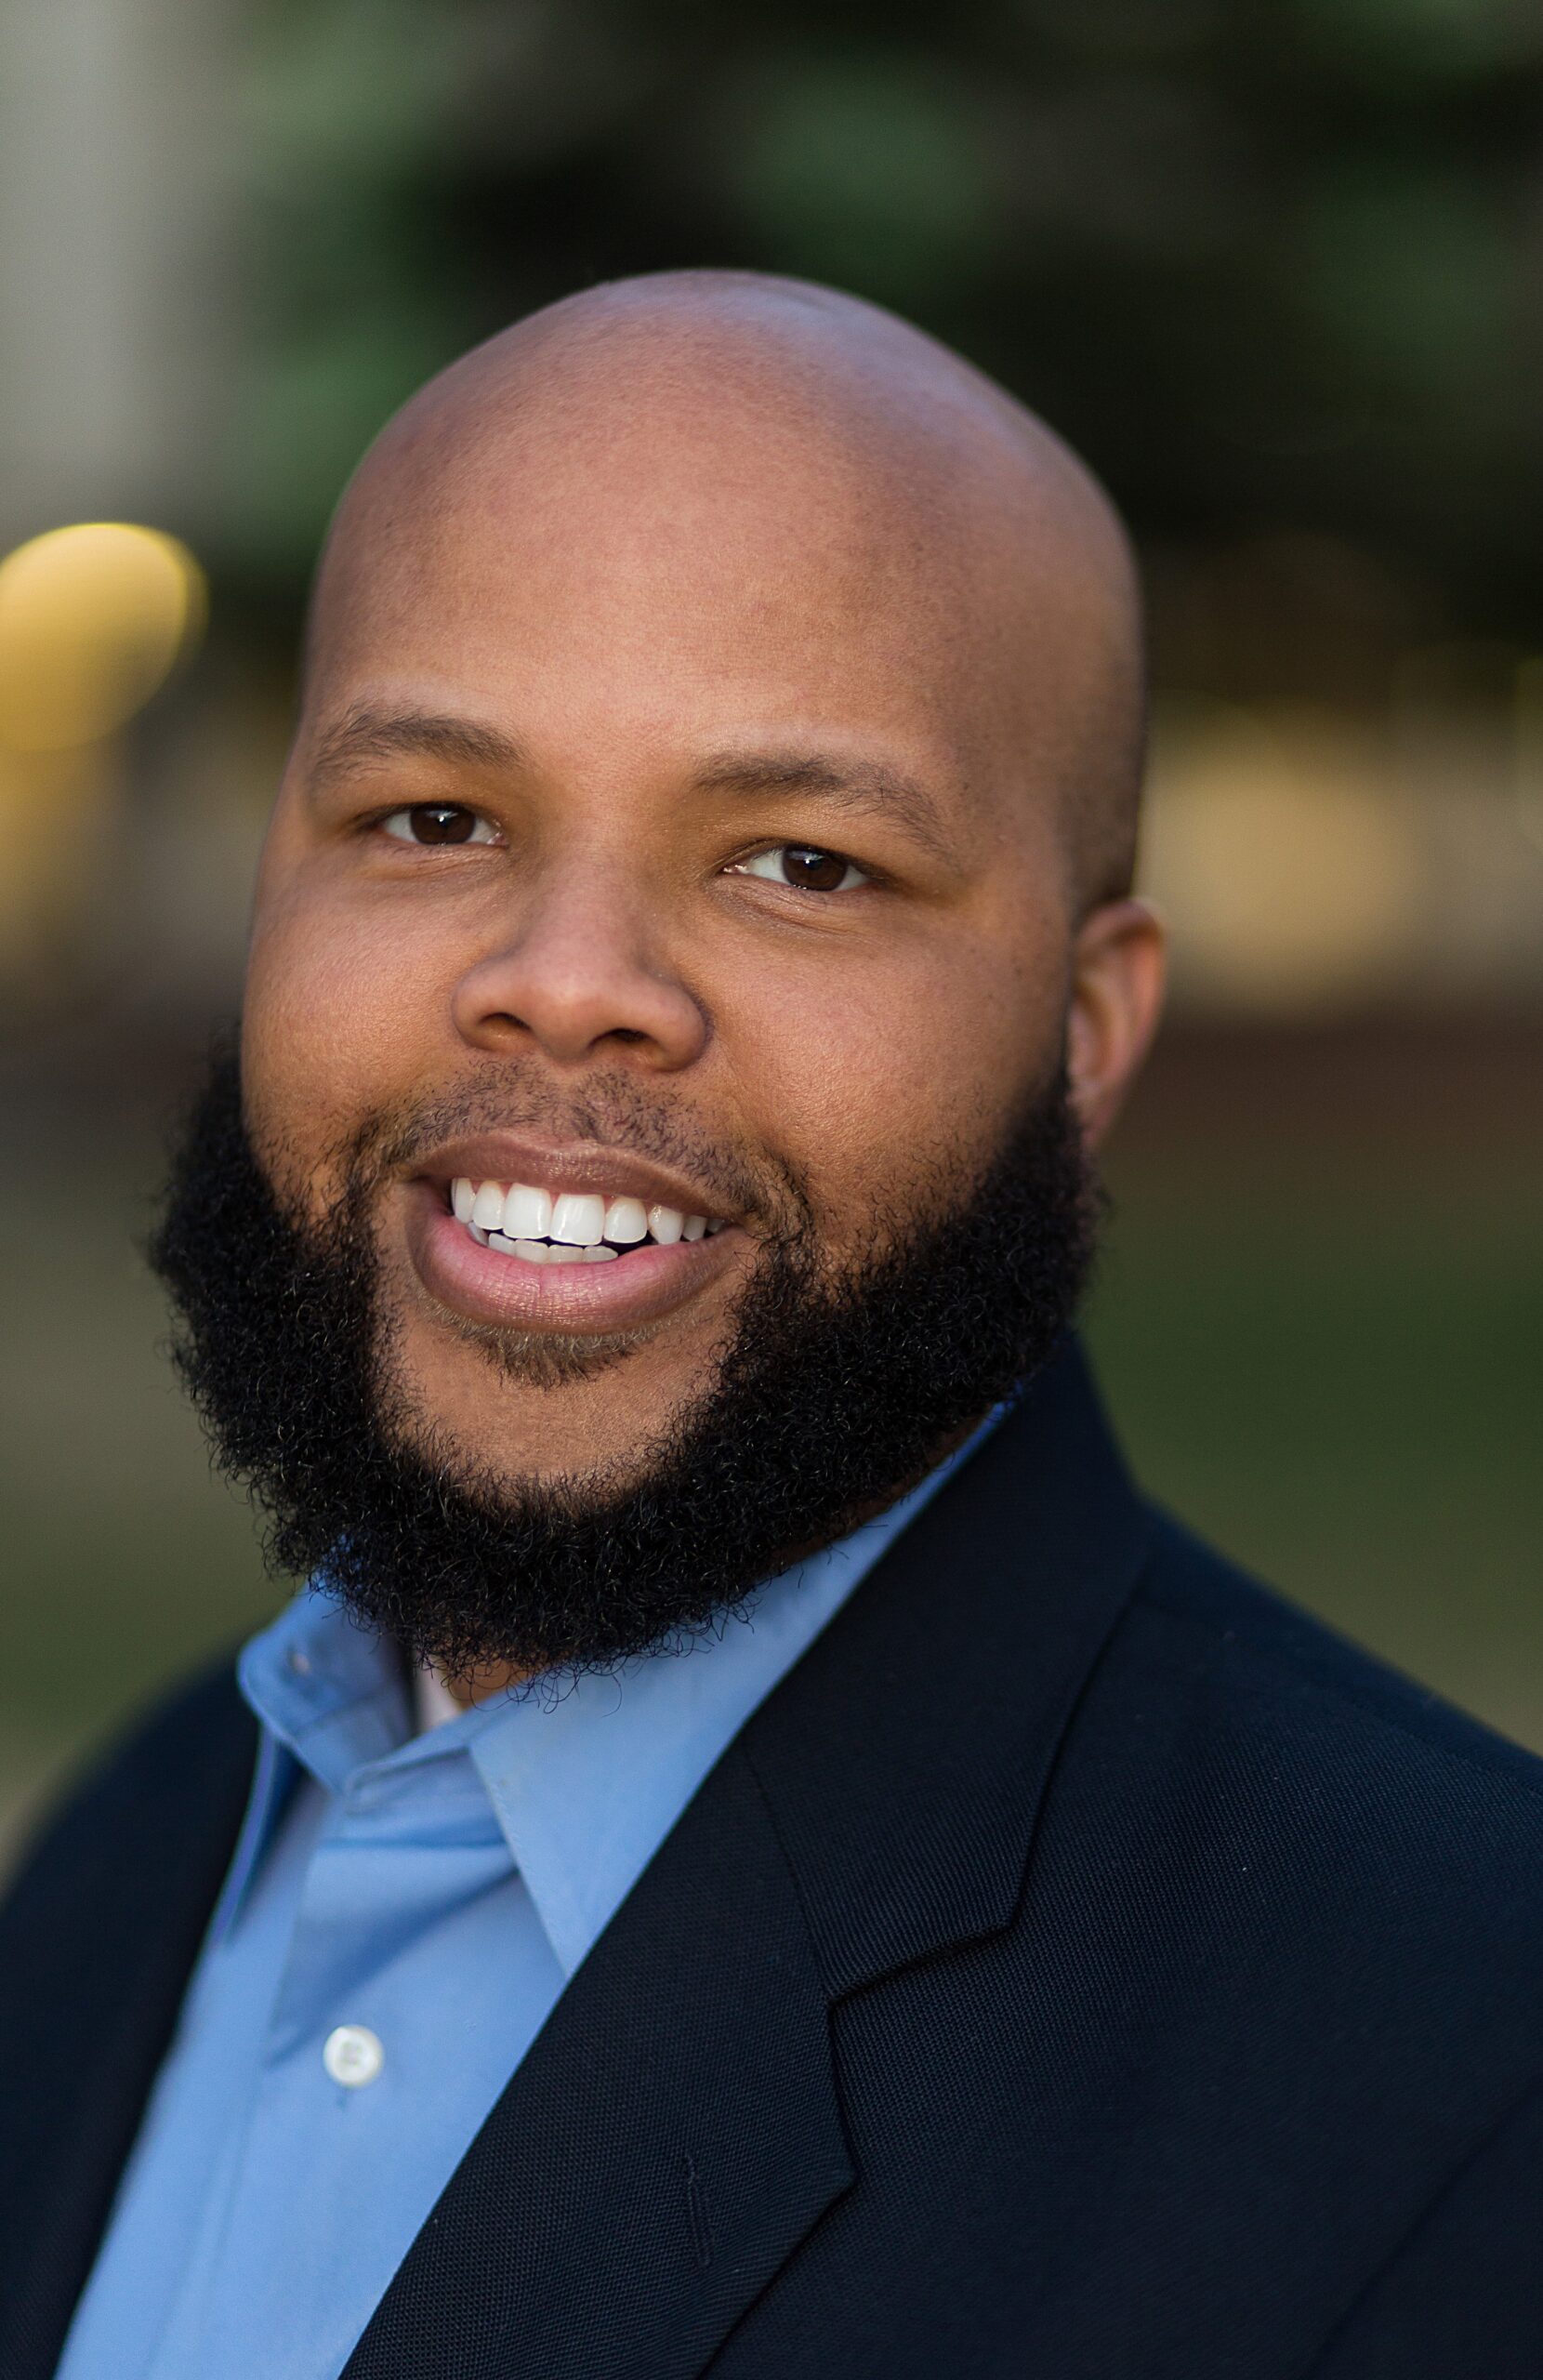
[
  {"left": 1078, "top": 1506, "right": 1543, "bottom": 2052},
  {"left": 0, "top": 1659, "right": 257, "bottom": 1955},
  {"left": 0, "top": 1665, "right": 258, "bottom": 2361},
  {"left": 999, "top": 1514, "right": 1543, "bottom": 2358},
  {"left": 1128, "top": 1507, "right": 1543, "bottom": 1831}
]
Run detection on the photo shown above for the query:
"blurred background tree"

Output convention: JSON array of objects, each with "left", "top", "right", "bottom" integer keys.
[
  {"left": 0, "top": 0, "right": 1538, "bottom": 1843},
  {"left": 215, "top": 0, "right": 1543, "bottom": 637}
]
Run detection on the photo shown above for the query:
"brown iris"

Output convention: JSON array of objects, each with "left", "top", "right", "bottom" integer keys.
[
  {"left": 404, "top": 804, "right": 479, "bottom": 844},
  {"left": 779, "top": 846, "right": 849, "bottom": 891}
]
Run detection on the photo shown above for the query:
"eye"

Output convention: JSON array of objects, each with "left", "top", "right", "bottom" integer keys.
[
  {"left": 380, "top": 803, "right": 498, "bottom": 847},
  {"left": 733, "top": 844, "right": 868, "bottom": 893}
]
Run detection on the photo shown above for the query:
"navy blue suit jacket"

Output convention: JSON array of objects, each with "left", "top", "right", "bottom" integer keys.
[{"left": 4, "top": 1343, "right": 1543, "bottom": 2377}]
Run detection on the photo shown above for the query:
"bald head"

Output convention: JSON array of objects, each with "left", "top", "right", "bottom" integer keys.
[{"left": 309, "top": 271, "right": 1145, "bottom": 908}]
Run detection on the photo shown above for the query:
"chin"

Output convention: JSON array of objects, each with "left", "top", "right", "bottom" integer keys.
[{"left": 380, "top": 1325, "right": 704, "bottom": 1493}]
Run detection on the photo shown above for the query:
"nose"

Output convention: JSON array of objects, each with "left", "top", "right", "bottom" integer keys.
[{"left": 450, "top": 859, "right": 708, "bottom": 1072}]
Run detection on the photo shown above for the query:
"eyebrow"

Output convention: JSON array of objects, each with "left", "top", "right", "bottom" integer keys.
[
  {"left": 688, "top": 750, "right": 958, "bottom": 865},
  {"left": 308, "top": 706, "right": 527, "bottom": 786},
  {"left": 307, "top": 707, "right": 959, "bottom": 865}
]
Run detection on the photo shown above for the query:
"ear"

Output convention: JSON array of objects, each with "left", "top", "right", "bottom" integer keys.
[{"left": 1065, "top": 897, "right": 1167, "bottom": 1150}]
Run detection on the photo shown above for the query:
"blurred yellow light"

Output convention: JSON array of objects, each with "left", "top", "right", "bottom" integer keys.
[
  {"left": 0, "top": 745, "right": 115, "bottom": 975},
  {"left": 0, "top": 522, "right": 205, "bottom": 752},
  {"left": 1142, "top": 697, "right": 1427, "bottom": 1013},
  {"left": 1517, "top": 658, "right": 1543, "bottom": 857}
]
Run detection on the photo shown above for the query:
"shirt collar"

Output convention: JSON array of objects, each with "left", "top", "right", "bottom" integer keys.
[{"left": 238, "top": 1587, "right": 414, "bottom": 1791}]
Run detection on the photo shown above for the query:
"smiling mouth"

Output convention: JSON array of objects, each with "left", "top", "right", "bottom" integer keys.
[{"left": 449, "top": 1177, "right": 728, "bottom": 1267}]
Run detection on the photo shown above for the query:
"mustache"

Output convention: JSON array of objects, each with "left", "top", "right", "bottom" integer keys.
[{"left": 336, "top": 1057, "right": 811, "bottom": 1233}]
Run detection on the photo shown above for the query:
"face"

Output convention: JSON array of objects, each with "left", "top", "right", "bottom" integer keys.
[{"left": 242, "top": 370, "right": 1160, "bottom": 1502}]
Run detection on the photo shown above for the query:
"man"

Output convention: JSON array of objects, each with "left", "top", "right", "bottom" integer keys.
[{"left": 3, "top": 271, "right": 1541, "bottom": 2380}]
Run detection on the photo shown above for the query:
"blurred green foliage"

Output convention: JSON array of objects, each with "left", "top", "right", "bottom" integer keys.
[{"left": 221, "top": 0, "right": 1543, "bottom": 647}]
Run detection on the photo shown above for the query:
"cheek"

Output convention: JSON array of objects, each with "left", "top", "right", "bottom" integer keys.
[
  {"left": 242, "top": 872, "right": 455, "bottom": 1207},
  {"left": 724, "top": 919, "right": 1066, "bottom": 1245}
]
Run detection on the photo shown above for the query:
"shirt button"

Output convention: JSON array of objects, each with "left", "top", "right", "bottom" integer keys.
[{"left": 323, "top": 2025, "right": 385, "bottom": 2088}]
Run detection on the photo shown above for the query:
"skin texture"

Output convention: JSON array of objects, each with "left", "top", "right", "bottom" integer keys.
[{"left": 243, "top": 271, "right": 1166, "bottom": 1693}]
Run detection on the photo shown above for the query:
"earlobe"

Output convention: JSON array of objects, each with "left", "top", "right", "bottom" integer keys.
[{"left": 1066, "top": 897, "right": 1167, "bottom": 1149}]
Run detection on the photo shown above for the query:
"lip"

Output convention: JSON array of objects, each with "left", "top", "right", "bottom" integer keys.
[
  {"left": 409, "top": 1131, "right": 739, "bottom": 1223},
  {"left": 403, "top": 1180, "right": 745, "bottom": 1336}
]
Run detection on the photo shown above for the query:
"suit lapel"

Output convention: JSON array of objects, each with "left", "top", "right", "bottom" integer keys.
[
  {"left": 347, "top": 1342, "right": 1150, "bottom": 2380},
  {"left": 342, "top": 1742, "right": 854, "bottom": 2380},
  {"left": 743, "top": 1338, "right": 1151, "bottom": 1998},
  {"left": 0, "top": 1667, "right": 257, "bottom": 2380}
]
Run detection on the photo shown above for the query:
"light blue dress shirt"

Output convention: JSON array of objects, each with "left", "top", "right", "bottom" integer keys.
[{"left": 57, "top": 1438, "right": 986, "bottom": 2380}]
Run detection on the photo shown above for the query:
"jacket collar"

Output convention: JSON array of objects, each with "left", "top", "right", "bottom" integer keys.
[{"left": 343, "top": 1339, "right": 1150, "bottom": 2380}]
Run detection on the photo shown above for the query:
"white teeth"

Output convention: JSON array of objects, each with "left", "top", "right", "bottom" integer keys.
[
  {"left": 459, "top": 1179, "right": 723, "bottom": 1259},
  {"left": 489, "top": 1231, "right": 552, "bottom": 1266},
  {"left": 470, "top": 1182, "right": 506, "bottom": 1231},
  {"left": 549, "top": 1192, "right": 606, "bottom": 1247},
  {"left": 602, "top": 1196, "right": 648, "bottom": 1243},
  {"left": 706, "top": 1218, "right": 725, "bottom": 1236},
  {"left": 503, "top": 1183, "right": 551, "bottom": 1238}
]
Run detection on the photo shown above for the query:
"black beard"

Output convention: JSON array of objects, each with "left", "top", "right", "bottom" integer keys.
[{"left": 150, "top": 1045, "right": 1101, "bottom": 1685}]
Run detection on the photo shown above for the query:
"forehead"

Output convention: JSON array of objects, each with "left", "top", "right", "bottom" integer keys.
[{"left": 304, "top": 373, "right": 1047, "bottom": 798}]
